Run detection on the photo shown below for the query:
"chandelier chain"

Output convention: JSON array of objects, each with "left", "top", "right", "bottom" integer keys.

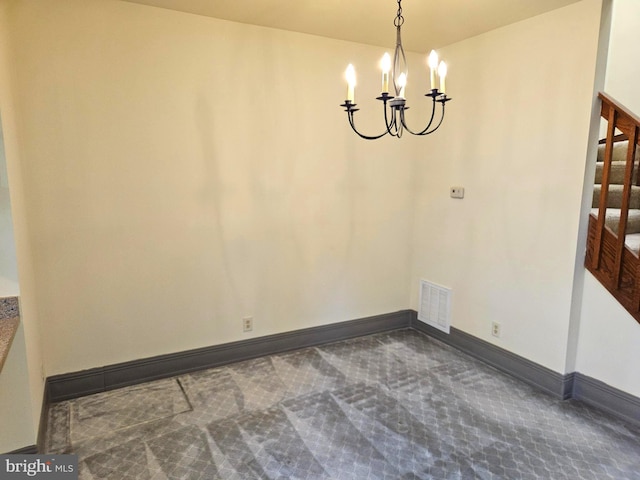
[{"left": 394, "top": 0, "right": 404, "bottom": 28}]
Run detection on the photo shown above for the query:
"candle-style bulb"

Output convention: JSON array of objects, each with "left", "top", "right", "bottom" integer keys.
[
  {"left": 428, "top": 50, "right": 439, "bottom": 90},
  {"left": 437, "top": 61, "right": 447, "bottom": 95},
  {"left": 428, "top": 50, "right": 439, "bottom": 69},
  {"left": 381, "top": 53, "right": 391, "bottom": 73},
  {"left": 345, "top": 64, "right": 356, "bottom": 102},
  {"left": 380, "top": 53, "right": 391, "bottom": 93},
  {"left": 398, "top": 72, "right": 407, "bottom": 98}
]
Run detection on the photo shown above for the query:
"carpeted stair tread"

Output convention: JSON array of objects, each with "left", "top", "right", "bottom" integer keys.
[
  {"left": 595, "top": 161, "right": 638, "bottom": 185},
  {"left": 590, "top": 208, "right": 640, "bottom": 234},
  {"left": 592, "top": 184, "right": 640, "bottom": 209},
  {"left": 589, "top": 211, "right": 640, "bottom": 253},
  {"left": 597, "top": 140, "right": 640, "bottom": 163},
  {"left": 623, "top": 233, "right": 640, "bottom": 254}
]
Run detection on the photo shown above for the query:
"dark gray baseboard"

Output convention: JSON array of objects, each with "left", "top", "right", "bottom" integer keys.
[
  {"left": 572, "top": 372, "right": 640, "bottom": 427},
  {"left": 7, "top": 445, "right": 38, "bottom": 454},
  {"left": 47, "top": 310, "right": 412, "bottom": 403},
  {"left": 44, "top": 309, "right": 640, "bottom": 430},
  {"left": 410, "top": 312, "right": 573, "bottom": 399},
  {"left": 410, "top": 313, "right": 639, "bottom": 426}
]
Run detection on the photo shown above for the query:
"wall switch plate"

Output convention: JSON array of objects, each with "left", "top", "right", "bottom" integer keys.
[{"left": 450, "top": 186, "right": 465, "bottom": 199}]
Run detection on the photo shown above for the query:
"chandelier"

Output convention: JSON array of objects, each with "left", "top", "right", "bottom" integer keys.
[{"left": 340, "top": 0, "right": 451, "bottom": 139}]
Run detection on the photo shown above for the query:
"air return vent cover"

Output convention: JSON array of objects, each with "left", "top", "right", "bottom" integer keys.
[{"left": 418, "top": 280, "right": 451, "bottom": 333}]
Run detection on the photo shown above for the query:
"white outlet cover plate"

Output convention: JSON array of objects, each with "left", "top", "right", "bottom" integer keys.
[{"left": 450, "top": 186, "right": 465, "bottom": 199}]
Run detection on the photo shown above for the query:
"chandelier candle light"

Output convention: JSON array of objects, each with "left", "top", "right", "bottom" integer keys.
[{"left": 341, "top": 0, "right": 451, "bottom": 139}]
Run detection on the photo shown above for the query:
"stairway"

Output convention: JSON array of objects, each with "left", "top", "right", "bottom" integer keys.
[
  {"left": 585, "top": 92, "right": 640, "bottom": 324},
  {"left": 591, "top": 141, "right": 640, "bottom": 252}
]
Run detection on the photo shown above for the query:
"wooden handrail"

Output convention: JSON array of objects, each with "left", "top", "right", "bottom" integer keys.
[{"left": 599, "top": 92, "right": 640, "bottom": 127}]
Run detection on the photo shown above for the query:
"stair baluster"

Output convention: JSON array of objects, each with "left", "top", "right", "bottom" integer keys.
[
  {"left": 614, "top": 126, "right": 637, "bottom": 287},
  {"left": 592, "top": 107, "right": 616, "bottom": 271}
]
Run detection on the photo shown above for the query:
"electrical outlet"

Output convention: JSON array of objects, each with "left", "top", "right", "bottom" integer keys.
[
  {"left": 450, "top": 186, "right": 465, "bottom": 199},
  {"left": 491, "top": 321, "right": 501, "bottom": 338},
  {"left": 243, "top": 316, "right": 253, "bottom": 332}
]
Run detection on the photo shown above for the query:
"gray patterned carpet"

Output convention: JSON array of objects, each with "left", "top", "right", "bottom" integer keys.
[{"left": 45, "top": 329, "right": 640, "bottom": 479}]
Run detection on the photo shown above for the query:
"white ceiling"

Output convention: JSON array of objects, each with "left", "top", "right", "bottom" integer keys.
[{"left": 121, "top": 0, "right": 582, "bottom": 52}]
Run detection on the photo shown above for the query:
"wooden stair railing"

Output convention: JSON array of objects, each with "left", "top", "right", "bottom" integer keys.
[{"left": 586, "top": 92, "right": 640, "bottom": 324}]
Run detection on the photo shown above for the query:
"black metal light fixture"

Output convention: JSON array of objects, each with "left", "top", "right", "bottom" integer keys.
[{"left": 340, "top": 0, "right": 451, "bottom": 139}]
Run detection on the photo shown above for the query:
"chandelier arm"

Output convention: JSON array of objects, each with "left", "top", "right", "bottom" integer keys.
[
  {"left": 399, "top": 97, "right": 438, "bottom": 136},
  {"left": 383, "top": 102, "right": 399, "bottom": 137},
  {"left": 417, "top": 97, "right": 438, "bottom": 135},
  {"left": 417, "top": 102, "right": 447, "bottom": 136},
  {"left": 346, "top": 111, "right": 390, "bottom": 140}
]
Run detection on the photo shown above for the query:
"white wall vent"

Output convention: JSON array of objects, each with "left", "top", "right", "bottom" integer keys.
[{"left": 418, "top": 280, "right": 451, "bottom": 333}]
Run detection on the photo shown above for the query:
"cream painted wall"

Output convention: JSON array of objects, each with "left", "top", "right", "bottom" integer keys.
[
  {"left": 603, "top": 0, "right": 640, "bottom": 113},
  {"left": 575, "top": 0, "right": 640, "bottom": 397},
  {"left": 577, "top": 274, "right": 640, "bottom": 396},
  {"left": 6, "top": 0, "right": 419, "bottom": 376},
  {"left": 0, "top": 2, "right": 38, "bottom": 453},
  {"left": 409, "top": 0, "right": 603, "bottom": 373}
]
